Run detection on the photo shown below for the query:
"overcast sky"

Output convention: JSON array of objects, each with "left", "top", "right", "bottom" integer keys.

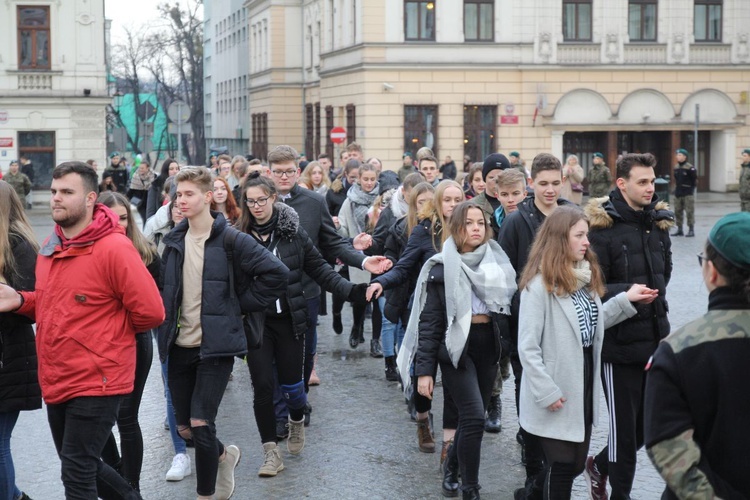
[{"left": 105, "top": 0, "right": 200, "bottom": 44}]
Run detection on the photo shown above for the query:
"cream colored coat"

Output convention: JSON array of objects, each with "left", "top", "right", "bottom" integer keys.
[
  {"left": 561, "top": 163, "right": 585, "bottom": 205},
  {"left": 337, "top": 198, "right": 371, "bottom": 284},
  {"left": 518, "top": 274, "right": 637, "bottom": 442}
]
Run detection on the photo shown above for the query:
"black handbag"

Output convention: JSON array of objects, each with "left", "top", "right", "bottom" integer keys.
[{"left": 224, "top": 228, "right": 265, "bottom": 350}]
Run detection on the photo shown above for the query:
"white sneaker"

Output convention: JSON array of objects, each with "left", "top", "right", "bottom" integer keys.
[{"left": 165, "top": 453, "right": 192, "bottom": 481}]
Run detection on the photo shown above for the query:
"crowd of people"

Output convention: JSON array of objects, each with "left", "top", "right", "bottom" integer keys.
[{"left": 0, "top": 141, "right": 748, "bottom": 500}]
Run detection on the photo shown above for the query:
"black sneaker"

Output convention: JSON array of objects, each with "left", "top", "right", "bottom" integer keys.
[{"left": 276, "top": 420, "right": 289, "bottom": 440}]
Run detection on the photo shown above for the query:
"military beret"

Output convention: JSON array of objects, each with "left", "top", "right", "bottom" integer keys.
[
  {"left": 482, "top": 153, "right": 511, "bottom": 180},
  {"left": 109, "top": 151, "right": 120, "bottom": 158},
  {"left": 676, "top": 148, "right": 689, "bottom": 156},
  {"left": 708, "top": 212, "right": 750, "bottom": 270},
  {"left": 509, "top": 151, "right": 520, "bottom": 158},
  {"left": 593, "top": 152, "right": 604, "bottom": 159},
  {"left": 743, "top": 148, "right": 750, "bottom": 156}
]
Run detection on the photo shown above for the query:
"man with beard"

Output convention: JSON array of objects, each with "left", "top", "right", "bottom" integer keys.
[{"left": 0, "top": 161, "right": 165, "bottom": 499}]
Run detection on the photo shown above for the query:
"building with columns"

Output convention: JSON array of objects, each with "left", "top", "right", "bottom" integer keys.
[
  {"left": 223, "top": 0, "right": 750, "bottom": 191},
  {"left": 0, "top": 1, "right": 109, "bottom": 191}
]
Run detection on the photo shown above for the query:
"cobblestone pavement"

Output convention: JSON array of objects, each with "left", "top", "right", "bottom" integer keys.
[{"left": 12, "top": 197, "right": 735, "bottom": 499}]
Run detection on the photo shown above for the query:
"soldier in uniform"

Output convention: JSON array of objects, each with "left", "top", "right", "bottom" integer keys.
[
  {"left": 586, "top": 152, "right": 611, "bottom": 198},
  {"left": 508, "top": 151, "right": 528, "bottom": 180},
  {"left": 644, "top": 212, "right": 750, "bottom": 499},
  {"left": 672, "top": 148, "right": 697, "bottom": 237},
  {"left": 739, "top": 148, "right": 750, "bottom": 212}
]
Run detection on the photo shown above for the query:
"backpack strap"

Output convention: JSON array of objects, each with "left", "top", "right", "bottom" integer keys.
[{"left": 223, "top": 227, "right": 241, "bottom": 294}]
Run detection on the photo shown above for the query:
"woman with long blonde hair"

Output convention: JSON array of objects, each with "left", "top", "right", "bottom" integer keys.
[
  {"left": 0, "top": 181, "right": 40, "bottom": 500},
  {"left": 97, "top": 191, "right": 160, "bottom": 491},
  {"left": 516, "top": 206, "right": 654, "bottom": 498},
  {"left": 298, "top": 161, "right": 331, "bottom": 196}
]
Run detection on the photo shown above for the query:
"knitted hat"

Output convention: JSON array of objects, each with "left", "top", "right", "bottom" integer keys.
[
  {"left": 482, "top": 153, "right": 511, "bottom": 180},
  {"left": 676, "top": 148, "right": 689, "bottom": 156},
  {"left": 593, "top": 152, "right": 604, "bottom": 159},
  {"left": 708, "top": 212, "right": 750, "bottom": 270}
]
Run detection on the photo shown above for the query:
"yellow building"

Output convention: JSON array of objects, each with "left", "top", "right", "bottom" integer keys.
[{"left": 238, "top": 0, "right": 750, "bottom": 191}]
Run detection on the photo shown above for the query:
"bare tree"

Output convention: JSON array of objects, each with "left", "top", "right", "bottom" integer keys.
[{"left": 110, "top": 26, "right": 150, "bottom": 154}]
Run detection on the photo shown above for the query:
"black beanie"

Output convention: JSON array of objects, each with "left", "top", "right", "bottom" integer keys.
[{"left": 482, "top": 153, "right": 511, "bottom": 180}]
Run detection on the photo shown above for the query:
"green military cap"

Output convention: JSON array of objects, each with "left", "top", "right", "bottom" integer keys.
[
  {"left": 708, "top": 212, "right": 750, "bottom": 270},
  {"left": 593, "top": 152, "right": 604, "bottom": 159},
  {"left": 743, "top": 148, "right": 750, "bottom": 155},
  {"left": 676, "top": 148, "right": 689, "bottom": 156},
  {"left": 509, "top": 151, "right": 520, "bottom": 158}
]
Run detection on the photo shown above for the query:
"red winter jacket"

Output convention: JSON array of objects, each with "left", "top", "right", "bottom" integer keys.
[{"left": 18, "top": 205, "right": 165, "bottom": 404}]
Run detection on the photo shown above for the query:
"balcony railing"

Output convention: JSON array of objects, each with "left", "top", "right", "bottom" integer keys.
[
  {"left": 17, "top": 72, "right": 53, "bottom": 90},
  {"left": 690, "top": 44, "right": 732, "bottom": 64},
  {"left": 557, "top": 43, "right": 601, "bottom": 64},
  {"left": 623, "top": 43, "right": 668, "bottom": 64}
]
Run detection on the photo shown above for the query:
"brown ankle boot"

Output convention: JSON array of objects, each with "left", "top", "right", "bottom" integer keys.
[{"left": 416, "top": 416, "right": 435, "bottom": 453}]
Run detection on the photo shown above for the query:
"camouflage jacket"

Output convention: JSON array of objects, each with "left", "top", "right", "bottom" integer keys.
[
  {"left": 587, "top": 164, "right": 611, "bottom": 198},
  {"left": 644, "top": 287, "right": 750, "bottom": 499},
  {"left": 739, "top": 162, "right": 750, "bottom": 200}
]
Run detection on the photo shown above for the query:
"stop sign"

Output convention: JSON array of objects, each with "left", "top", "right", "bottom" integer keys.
[{"left": 330, "top": 126, "right": 347, "bottom": 144}]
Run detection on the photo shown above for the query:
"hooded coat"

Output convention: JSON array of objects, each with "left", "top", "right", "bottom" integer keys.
[{"left": 584, "top": 190, "right": 674, "bottom": 365}]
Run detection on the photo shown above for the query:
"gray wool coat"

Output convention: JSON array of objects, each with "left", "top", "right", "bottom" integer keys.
[{"left": 518, "top": 274, "right": 637, "bottom": 442}]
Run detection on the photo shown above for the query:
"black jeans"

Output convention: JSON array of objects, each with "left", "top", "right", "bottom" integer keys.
[
  {"left": 439, "top": 323, "right": 499, "bottom": 492},
  {"left": 247, "top": 313, "right": 306, "bottom": 443},
  {"left": 47, "top": 395, "right": 140, "bottom": 500},
  {"left": 168, "top": 345, "right": 233, "bottom": 497},
  {"left": 101, "top": 332, "right": 153, "bottom": 489}
]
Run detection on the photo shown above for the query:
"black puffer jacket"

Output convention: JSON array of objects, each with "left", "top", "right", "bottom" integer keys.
[
  {"left": 252, "top": 204, "right": 357, "bottom": 339},
  {"left": 0, "top": 236, "right": 41, "bottom": 413},
  {"left": 414, "top": 264, "right": 508, "bottom": 377},
  {"left": 373, "top": 218, "right": 441, "bottom": 292},
  {"left": 585, "top": 189, "right": 674, "bottom": 365},
  {"left": 158, "top": 212, "right": 289, "bottom": 361},
  {"left": 381, "top": 217, "right": 412, "bottom": 324},
  {"left": 326, "top": 178, "right": 351, "bottom": 216}
]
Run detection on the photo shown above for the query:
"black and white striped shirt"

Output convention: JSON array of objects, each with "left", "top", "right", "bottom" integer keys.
[{"left": 571, "top": 288, "right": 598, "bottom": 347}]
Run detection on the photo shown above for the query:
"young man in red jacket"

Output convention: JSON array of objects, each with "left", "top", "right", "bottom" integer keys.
[{"left": 0, "top": 161, "right": 165, "bottom": 499}]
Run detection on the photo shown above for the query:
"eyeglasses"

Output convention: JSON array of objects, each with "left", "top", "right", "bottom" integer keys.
[
  {"left": 246, "top": 197, "right": 271, "bottom": 207},
  {"left": 697, "top": 252, "right": 707, "bottom": 266},
  {"left": 272, "top": 169, "right": 297, "bottom": 178}
]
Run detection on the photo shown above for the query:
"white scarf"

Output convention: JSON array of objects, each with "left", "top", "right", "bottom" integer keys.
[{"left": 397, "top": 237, "right": 517, "bottom": 395}]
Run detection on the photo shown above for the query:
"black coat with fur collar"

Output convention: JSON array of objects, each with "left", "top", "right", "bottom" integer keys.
[
  {"left": 584, "top": 190, "right": 674, "bottom": 365},
  {"left": 256, "top": 203, "right": 355, "bottom": 339}
]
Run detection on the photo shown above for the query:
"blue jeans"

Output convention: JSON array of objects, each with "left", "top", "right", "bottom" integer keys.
[
  {"left": 0, "top": 411, "right": 22, "bottom": 500},
  {"left": 161, "top": 360, "right": 187, "bottom": 455},
  {"left": 378, "top": 297, "right": 405, "bottom": 357},
  {"left": 47, "top": 395, "right": 140, "bottom": 500}
]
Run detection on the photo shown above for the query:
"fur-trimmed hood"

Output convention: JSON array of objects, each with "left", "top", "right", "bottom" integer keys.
[
  {"left": 274, "top": 202, "right": 301, "bottom": 240},
  {"left": 585, "top": 192, "right": 674, "bottom": 231}
]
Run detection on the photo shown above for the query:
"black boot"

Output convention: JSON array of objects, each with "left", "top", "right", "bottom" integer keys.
[
  {"left": 349, "top": 325, "right": 360, "bottom": 348},
  {"left": 333, "top": 313, "right": 343, "bottom": 334},
  {"left": 384, "top": 356, "right": 399, "bottom": 381},
  {"left": 686, "top": 225, "right": 695, "bottom": 237},
  {"left": 462, "top": 486, "right": 480, "bottom": 500},
  {"left": 441, "top": 441, "right": 459, "bottom": 497},
  {"left": 484, "top": 395, "right": 502, "bottom": 433},
  {"left": 370, "top": 339, "right": 383, "bottom": 358},
  {"left": 672, "top": 226, "right": 684, "bottom": 236}
]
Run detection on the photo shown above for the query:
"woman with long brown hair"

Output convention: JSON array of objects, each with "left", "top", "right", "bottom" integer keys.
[
  {"left": 211, "top": 176, "right": 240, "bottom": 225},
  {"left": 516, "top": 206, "right": 655, "bottom": 499},
  {"left": 0, "top": 181, "right": 40, "bottom": 500}
]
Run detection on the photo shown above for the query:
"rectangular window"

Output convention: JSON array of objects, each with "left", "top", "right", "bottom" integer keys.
[
  {"left": 694, "top": 0, "right": 722, "bottom": 42},
  {"left": 252, "top": 113, "right": 268, "bottom": 161},
  {"left": 18, "top": 131, "right": 55, "bottom": 189},
  {"left": 404, "top": 1, "right": 436, "bottom": 41},
  {"left": 314, "top": 102, "right": 321, "bottom": 159},
  {"left": 463, "top": 106, "right": 496, "bottom": 165},
  {"left": 17, "top": 6, "right": 51, "bottom": 70},
  {"left": 464, "top": 0, "right": 493, "bottom": 41},
  {"left": 629, "top": 0, "right": 657, "bottom": 42},
  {"left": 404, "top": 105, "right": 439, "bottom": 159},
  {"left": 346, "top": 104, "right": 356, "bottom": 145},
  {"left": 563, "top": 0, "right": 592, "bottom": 41},
  {"left": 305, "top": 104, "right": 314, "bottom": 161},
  {"left": 325, "top": 105, "right": 334, "bottom": 160}
]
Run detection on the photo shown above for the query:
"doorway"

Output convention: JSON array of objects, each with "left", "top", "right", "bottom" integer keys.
[{"left": 18, "top": 131, "right": 56, "bottom": 189}]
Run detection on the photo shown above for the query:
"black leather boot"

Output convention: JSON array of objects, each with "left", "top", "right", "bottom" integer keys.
[
  {"left": 384, "top": 356, "right": 399, "bottom": 381},
  {"left": 441, "top": 441, "right": 459, "bottom": 498},
  {"left": 332, "top": 313, "right": 343, "bottom": 334},
  {"left": 370, "top": 339, "right": 383, "bottom": 358},
  {"left": 349, "top": 325, "right": 360, "bottom": 348},
  {"left": 686, "top": 226, "right": 695, "bottom": 237},
  {"left": 461, "top": 486, "right": 480, "bottom": 500},
  {"left": 484, "top": 395, "right": 502, "bottom": 433},
  {"left": 672, "top": 226, "right": 684, "bottom": 236}
]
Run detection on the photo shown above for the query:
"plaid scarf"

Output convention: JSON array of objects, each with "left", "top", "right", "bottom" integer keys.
[{"left": 397, "top": 237, "right": 516, "bottom": 394}]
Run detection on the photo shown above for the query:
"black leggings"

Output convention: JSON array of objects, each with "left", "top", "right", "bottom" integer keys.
[
  {"left": 536, "top": 346, "right": 594, "bottom": 499},
  {"left": 352, "top": 298, "right": 381, "bottom": 340},
  {"left": 439, "top": 324, "right": 499, "bottom": 491},
  {"left": 332, "top": 267, "right": 349, "bottom": 315},
  {"left": 247, "top": 314, "right": 306, "bottom": 443},
  {"left": 101, "top": 331, "right": 153, "bottom": 489}
]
